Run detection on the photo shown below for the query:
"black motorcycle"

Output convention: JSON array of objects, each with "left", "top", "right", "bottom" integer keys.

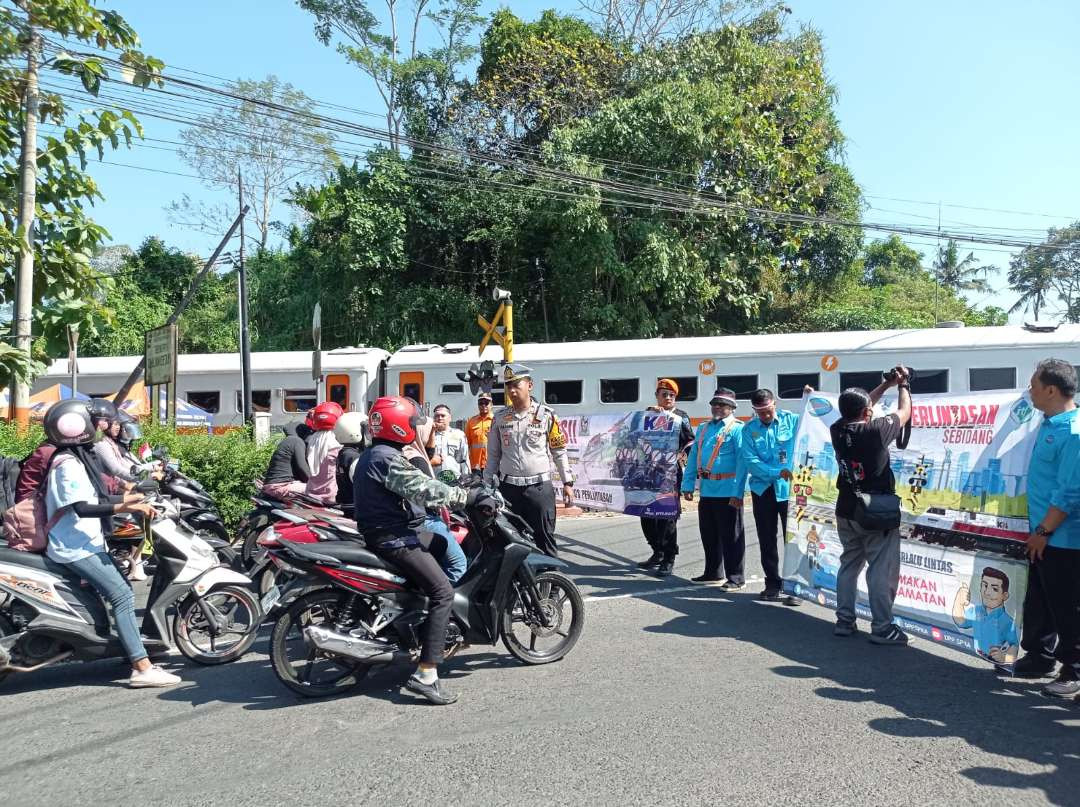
[{"left": 266, "top": 488, "right": 585, "bottom": 697}]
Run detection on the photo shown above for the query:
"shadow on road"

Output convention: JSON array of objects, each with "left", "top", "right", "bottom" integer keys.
[{"left": 643, "top": 590, "right": 1079, "bottom": 806}]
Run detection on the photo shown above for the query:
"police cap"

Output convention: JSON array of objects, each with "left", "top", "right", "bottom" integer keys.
[{"left": 502, "top": 362, "right": 532, "bottom": 383}]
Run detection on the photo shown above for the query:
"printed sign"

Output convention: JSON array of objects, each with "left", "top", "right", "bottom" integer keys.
[
  {"left": 783, "top": 390, "right": 1037, "bottom": 663},
  {"left": 144, "top": 324, "right": 177, "bottom": 387}
]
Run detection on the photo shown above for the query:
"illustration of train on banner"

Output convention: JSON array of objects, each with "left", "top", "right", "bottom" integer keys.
[{"left": 782, "top": 390, "right": 1039, "bottom": 663}]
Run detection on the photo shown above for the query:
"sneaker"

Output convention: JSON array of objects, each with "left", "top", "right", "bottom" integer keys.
[
  {"left": 128, "top": 560, "right": 147, "bottom": 582},
  {"left": 129, "top": 665, "right": 182, "bottom": 688},
  {"left": 721, "top": 580, "right": 746, "bottom": 592},
  {"left": 834, "top": 621, "right": 857, "bottom": 637},
  {"left": 1042, "top": 674, "right": 1080, "bottom": 699},
  {"left": 782, "top": 595, "right": 802, "bottom": 607},
  {"left": 405, "top": 676, "right": 459, "bottom": 705},
  {"left": 757, "top": 590, "right": 783, "bottom": 602},
  {"left": 869, "top": 625, "right": 909, "bottom": 646},
  {"left": 637, "top": 552, "right": 663, "bottom": 569},
  {"left": 1009, "top": 653, "right": 1057, "bottom": 679},
  {"left": 656, "top": 559, "right": 674, "bottom": 577},
  {"left": 690, "top": 575, "right": 725, "bottom": 586}
]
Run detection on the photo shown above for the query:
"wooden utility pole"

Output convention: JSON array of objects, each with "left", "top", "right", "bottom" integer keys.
[{"left": 12, "top": 11, "right": 40, "bottom": 428}]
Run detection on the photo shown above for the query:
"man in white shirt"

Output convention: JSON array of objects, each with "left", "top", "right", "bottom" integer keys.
[{"left": 431, "top": 404, "right": 470, "bottom": 480}]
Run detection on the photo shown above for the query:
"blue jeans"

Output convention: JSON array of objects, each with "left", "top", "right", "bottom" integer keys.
[
  {"left": 422, "top": 517, "right": 468, "bottom": 584},
  {"left": 65, "top": 552, "right": 148, "bottom": 664}
]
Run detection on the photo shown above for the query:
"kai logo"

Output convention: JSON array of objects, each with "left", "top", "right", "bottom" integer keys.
[
  {"left": 643, "top": 414, "right": 675, "bottom": 432},
  {"left": 1010, "top": 399, "right": 1034, "bottom": 425},
  {"left": 807, "top": 397, "right": 833, "bottom": 417}
]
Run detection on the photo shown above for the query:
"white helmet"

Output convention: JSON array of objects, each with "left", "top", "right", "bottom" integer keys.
[{"left": 333, "top": 410, "right": 368, "bottom": 445}]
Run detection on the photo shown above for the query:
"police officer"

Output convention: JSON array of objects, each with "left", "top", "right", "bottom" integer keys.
[
  {"left": 681, "top": 387, "right": 748, "bottom": 589},
  {"left": 638, "top": 378, "right": 695, "bottom": 577},
  {"left": 483, "top": 363, "right": 573, "bottom": 558}
]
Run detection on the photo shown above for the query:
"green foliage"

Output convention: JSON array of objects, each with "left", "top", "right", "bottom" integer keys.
[
  {"left": 933, "top": 239, "right": 997, "bottom": 293},
  {"left": 1008, "top": 222, "right": 1080, "bottom": 322},
  {"left": 0, "top": 419, "right": 45, "bottom": 460}
]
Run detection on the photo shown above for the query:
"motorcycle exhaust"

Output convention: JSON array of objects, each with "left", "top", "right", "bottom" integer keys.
[
  {"left": 1, "top": 650, "right": 73, "bottom": 674},
  {"left": 304, "top": 626, "right": 408, "bottom": 665}
]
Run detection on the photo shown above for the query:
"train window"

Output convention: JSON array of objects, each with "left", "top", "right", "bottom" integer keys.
[
  {"left": 440, "top": 383, "right": 464, "bottom": 394},
  {"left": 969, "top": 367, "right": 1016, "bottom": 391},
  {"left": 600, "top": 378, "right": 640, "bottom": 404},
  {"left": 186, "top": 391, "right": 220, "bottom": 414},
  {"left": 328, "top": 383, "right": 348, "bottom": 408},
  {"left": 656, "top": 376, "right": 698, "bottom": 402},
  {"left": 710, "top": 375, "right": 755, "bottom": 400},
  {"left": 778, "top": 373, "right": 819, "bottom": 399},
  {"left": 489, "top": 383, "right": 505, "bottom": 407},
  {"left": 234, "top": 390, "right": 271, "bottom": 413},
  {"left": 283, "top": 388, "right": 317, "bottom": 412},
  {"left": 839, "top": 371, "right": 882, "bottom": 392},
  {"left": 545, "top": 380, "right": 583, "bottom": 405},
  {"left": 911, "top": 369, "right": 948, "bottom": 394}
]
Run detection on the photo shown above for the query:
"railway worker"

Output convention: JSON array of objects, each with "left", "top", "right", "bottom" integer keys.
[
  {"left": 465, "top": 392, "right": 495, "bottom": 471},
  {"left": 741, "top": 388, "right": 802, "bottom": 605},
  {"left": 637, "top": 378, "right": 695, "bottom": 577},
  {"left": 681, "top": 387, "right": 748, "bottom": 589},
  {"left": 431, "top": 403, "right": 470, "bottom": 480},
  {"left": 1011, "top": 359, "right": 1080, "bottom": 699},
  {"left": 483, "top": 363, "right": 573, "bottom": 558}
]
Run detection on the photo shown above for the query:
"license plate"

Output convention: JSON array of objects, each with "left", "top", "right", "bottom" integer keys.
[{"left": 260, "top": 586, "right": 281, "bottom": 613}]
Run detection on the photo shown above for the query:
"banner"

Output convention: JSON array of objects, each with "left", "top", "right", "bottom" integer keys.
[
  {"left": 559, "top": 411, "right": 683, "bottom": 519},
  {"left": 782, "top": 390, "right": 1038, "bottom": 663}
]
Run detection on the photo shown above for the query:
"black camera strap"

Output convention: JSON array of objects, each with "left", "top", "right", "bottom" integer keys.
[{"left": 896, "top": 418, "right": 911, "bottom": 449}]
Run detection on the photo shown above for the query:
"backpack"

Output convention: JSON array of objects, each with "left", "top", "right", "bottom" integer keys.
[{"left": 2, "top": 453, "right": 68, "bottom": 553}]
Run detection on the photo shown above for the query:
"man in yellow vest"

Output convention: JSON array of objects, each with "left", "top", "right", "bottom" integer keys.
[{"left": 465, "top": 391, "right": 494, "bottom": 472}]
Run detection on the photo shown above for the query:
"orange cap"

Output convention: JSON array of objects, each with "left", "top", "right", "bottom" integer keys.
[{"left": 656, "top": 378, "right": 680, "bottom": 396}]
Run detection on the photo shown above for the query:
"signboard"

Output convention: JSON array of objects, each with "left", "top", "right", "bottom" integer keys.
[
  {"left": 559, "top": 410, "right": 684, "bottom": 519},
  {"left": 144, "top": 324, "right": 177, "bottom": 387},
  {"left": 312, "top": 302, "right": 322, "bottom": 382},
  {"left": 782, "top": 391, "right": 1037, "bottom": 663}
]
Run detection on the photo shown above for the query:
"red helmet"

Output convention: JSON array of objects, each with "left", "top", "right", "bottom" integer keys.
[
  {"left": 367, "top": 396, "right": 427, "bottom": 445},
  {"left": 311, "top": 401, "right": 344, "bottom": 431}
]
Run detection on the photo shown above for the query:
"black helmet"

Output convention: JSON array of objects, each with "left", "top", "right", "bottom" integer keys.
[
  {"left": 43, "top": 400, "right": 95, "bottom": 447},
  {"left": 119, "top": 420, "right": 143, "bottom": 447},
  {"left": 87, "top": 397, "right": 119, "bottom": 426}
]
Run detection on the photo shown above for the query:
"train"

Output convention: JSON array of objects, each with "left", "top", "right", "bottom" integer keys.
[{"left": 34, "top": 322, "right": 1080, "bottom": 429}]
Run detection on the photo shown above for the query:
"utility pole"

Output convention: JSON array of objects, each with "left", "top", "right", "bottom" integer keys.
[
  {"left": 237, "top": 170, "right": 253, "bottom": 425},
  {"left": 536, "top": 257, "right": 550, "bottom": 342},
  {"left": 12, "top": 11, "right": 40, "bottom": 428}
]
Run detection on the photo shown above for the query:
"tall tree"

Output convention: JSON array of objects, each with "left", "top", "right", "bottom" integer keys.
[
  {"left": 167, "top": 75, "right": 336, "bottom": 249},
  {"left": 0, "top": 0, "right": 160, "bottom": 387},
  {"left": 933, "top": 239, "right": 997, "bottom": 294},
  {"left": 579, "top": 0, "right": 768, "bottom": 47},
  {"left": 1007, "top": 223, "right": 1080, "bottom": 322}
]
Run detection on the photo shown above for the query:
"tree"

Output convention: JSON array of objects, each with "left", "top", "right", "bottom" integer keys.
[
  {"left": 0, "top": 0, "right": 160, "bottom": 388},
  {"left": 1007, "top": 223, "right": 1080, "bottom": 322},
  {"left": 933, "top": 239, "right": 996, "bottom": 294},
  {"left": 167, "top": 75, "right": 336, "bottom": 249},
  {"left": 579, "top": 0, "right": 769, "bottom": 47},
  {"left": 861, "top": 236, "right": 923, "bottom": 287}
]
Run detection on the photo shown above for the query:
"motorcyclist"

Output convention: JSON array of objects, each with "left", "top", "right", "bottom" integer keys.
[
  {"left": 354, "top": 396, "right": 494, "bottom": 706},
  {"left": 89, "top": 399, "right": 138, "bottom": 482},
  {"left": 306, "top": 401, "right": 343, "bottom": 502},
  {"left": 261, "top": 422, "right": 313, "bottom": 499},
  {"left": 41, "top": 400, "right": 181, "bottom": 688},
  {"left": 333, "top": 411, "right": 367, "bottom": 514},
  {"left": 115, "top": 417, "right": 159, "bottom": 475}
]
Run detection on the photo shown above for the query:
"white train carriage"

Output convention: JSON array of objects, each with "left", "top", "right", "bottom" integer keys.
[
  {"left": 36, "top": 346, "right": 388, "bottom": 429},
  {"left": 386, "top": 324, "right": 1080, "bottom": 421}
]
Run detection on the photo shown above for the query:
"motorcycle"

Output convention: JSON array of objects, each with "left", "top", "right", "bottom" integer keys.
[
  {"left": 0, "top": 495, "right": 261, "bottom": 686},
  {"left": 265, "top": 486, "right": 585, "bottom": 698}
]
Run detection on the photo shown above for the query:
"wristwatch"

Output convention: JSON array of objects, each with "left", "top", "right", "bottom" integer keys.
[
  {"left": 564, "top": 481, "right": 574, "bottom": 487},
  {"left": 897, "top": 383, "right": 911, "bottom": 390},
  {"left": 1035, "top": 524, "right": 1054, "bottom": 537}
]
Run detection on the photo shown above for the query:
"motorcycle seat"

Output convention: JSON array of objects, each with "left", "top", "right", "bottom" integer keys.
[
  {"left": 0, "top": 544, "right": 69, "bottom": 576},
  {"left": 282, "top": 539, "right": 394, "bottom": 571}
]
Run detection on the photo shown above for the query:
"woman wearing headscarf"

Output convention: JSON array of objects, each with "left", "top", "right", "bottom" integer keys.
[
  {"left": 261, "top": 422, "right": 313, "bottom": 499},
  {"left": 305, "top": 402, "right": 343, "bottom": 502}
]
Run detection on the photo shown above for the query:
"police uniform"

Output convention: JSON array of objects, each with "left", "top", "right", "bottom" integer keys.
[
  {"left": 639, "top": 378, "right": 696, "bottom": 573},
  {"left": 483, "top": 363, "right": 572, "bottom": 558}
]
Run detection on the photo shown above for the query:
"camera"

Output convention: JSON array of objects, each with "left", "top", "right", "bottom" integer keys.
[{"left": 882, "top": 366, "right": 915, "bottom": 384}]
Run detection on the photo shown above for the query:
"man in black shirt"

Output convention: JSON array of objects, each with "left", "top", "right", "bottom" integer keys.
[{"left": 830, "top": 368, "right": 912, "bottom": 645}]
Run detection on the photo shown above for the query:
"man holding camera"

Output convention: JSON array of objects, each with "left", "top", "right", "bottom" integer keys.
[{"left": 830, "top": 366, "right": 912, "bottom": 645}]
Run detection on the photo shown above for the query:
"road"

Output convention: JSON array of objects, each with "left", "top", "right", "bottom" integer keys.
[{"left": 1, "top": 511, "right": 1076, "bottom": 807}]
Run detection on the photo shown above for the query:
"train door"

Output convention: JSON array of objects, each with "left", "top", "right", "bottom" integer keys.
[
  {"left": 399, "top": 371, "right": 424, "bottom": 406},
  {"left": 326, "top": 373, "right": 350, "bottom": 410}
]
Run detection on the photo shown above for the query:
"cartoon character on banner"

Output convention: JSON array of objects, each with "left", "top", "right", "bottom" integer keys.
[
  {"left": 792, "top": 454, "right": 815, "bottom": 530},
  {"left": 907, "top": 454, "right": 930, "bottom": 510},
  {"left": 951, "top": 565, "right": 1019, "bottom": 663}
]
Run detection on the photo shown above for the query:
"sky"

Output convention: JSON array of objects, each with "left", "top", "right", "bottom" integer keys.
[{"left": 60, "top": 0, "right": 1080, "bottom": 323}]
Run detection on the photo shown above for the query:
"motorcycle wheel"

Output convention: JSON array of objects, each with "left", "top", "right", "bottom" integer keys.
[
  {"left": 270, "top": 589, "right": 372, "bottom": 698},
  {"left": 239, "top": 514, "right": 271, "bottom": 569},
  {"left": 0, "top": 612, "right": 17, "bottom": 687},
  {"left": 173, "top": 586, "right": 261, "bottom": 665},
  {"left": 500, "top": 570, "right": 585, "bottom": 665}
]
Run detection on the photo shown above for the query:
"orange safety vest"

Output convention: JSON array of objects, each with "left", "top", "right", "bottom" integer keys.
[{"left": 465, "top": 413, "right": 494, "bottom": 470}]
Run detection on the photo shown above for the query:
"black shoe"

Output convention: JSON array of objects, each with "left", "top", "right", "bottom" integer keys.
[
  {"left": 757, "top": 590, "right": 783, "bottom": 602},
  {"left": 721, "top": 580, "right": 746, "bottom": 592},
  {"left": 1009, "top": 653, "right": 1057, "bottom": 679},
  {"left": 782, "top": 595, "right": 802, "bottom": 607},
  {"left": 405, "top": 676, "right": 459, "bottom": 705},
  {"left": 834, "top": 621, "right": 857, "bottom": 637},
  {"left": 637, "top": 551, "right": 663, "bottom": 569},
  {"left": 869, "top": 625, "right": 910, "bottom": 646},
  {"left": 656, "top": 559, "right": 674, "bottom": 577},
  {"left": 690, "top": 574, "right": 724, "bottom": 586}
]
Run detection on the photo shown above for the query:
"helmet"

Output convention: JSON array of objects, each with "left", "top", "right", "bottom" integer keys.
[
  {"left": 87, "top": 397, "right": 119, "bottom": 426},
  {"left": 367, "top": 396, "right": 427, "bottom": 445},
  {"left": 44, "top": 400, "right": 95, "bottom": 447},
  {"left": 119, "top": 420, "right": 143, "bottom": 448},
  {"left": 311, "top": 401, "right": 344, "bottom": 431},
  {"left": 333, "top": 411, "right": 367, "bottom": 445}
]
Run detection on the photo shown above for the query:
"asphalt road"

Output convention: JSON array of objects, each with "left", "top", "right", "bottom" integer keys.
[{"left": 1, "top": 511, "right": 1077, "bottom": 807}]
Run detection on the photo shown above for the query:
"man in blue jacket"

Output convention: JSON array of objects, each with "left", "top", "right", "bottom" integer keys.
[
  {"left": 682, "top": 387, "right": 747, "bottom": 589},
  {"left": 741, "top": 388, "right": 801, "bottom": 606}
]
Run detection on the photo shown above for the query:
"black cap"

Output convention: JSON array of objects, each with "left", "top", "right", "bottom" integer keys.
[{"left": 710, "top": 387, "right": 737, "bottom": 407}]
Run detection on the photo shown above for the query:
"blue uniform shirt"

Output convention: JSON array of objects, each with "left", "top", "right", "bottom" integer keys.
[
  {"left": 740, "top": 409, "right": 799, "bottom": 501},
  {"left": 958, "top": 604, "right": 1018, "bottom": 658},
  {"left": 1026, "top": 407, "right": 1080, "bottom": 550},
  {"left": 681, "top": 417, "right": 747, "bottom": 499}
]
